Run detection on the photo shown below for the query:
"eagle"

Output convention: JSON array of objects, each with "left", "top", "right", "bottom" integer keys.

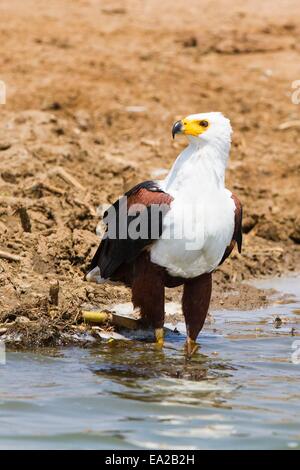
[{"left": 87, "top": 112, "right": 242, "bottom": 356}]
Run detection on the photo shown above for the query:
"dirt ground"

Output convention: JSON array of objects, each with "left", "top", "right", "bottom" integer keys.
[{"left": 0, "top": 0, "right": 300, "bottom": 347}]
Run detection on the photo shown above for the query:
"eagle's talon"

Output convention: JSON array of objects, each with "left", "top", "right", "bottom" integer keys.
[
  {"left": 185, "top": 337, "right": 199, "bottom": 357},
  {"left": 155, "top": 328, "right": 164, "bottom": 348}
]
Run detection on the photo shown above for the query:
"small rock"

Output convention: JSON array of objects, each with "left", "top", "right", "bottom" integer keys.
[
  {"left": 53, "top": 127, "right": 65, "bottom": 136},
  {"left": 290, "top": 218, "right": 300, "bottom": 244},
  {"left": 256, "top": 220, "right": 286, "bottom": 242},
  {"left": 0, "top": 142, "right": 12, "bottom": 151},
  {"left": 74, "top": 110, "right": 91, "bottom": 131},
  {"left": 274, "top": 316, "right": 282, "bottom": 328},
  {"left": 94, "top": 137, "right": 104, "bottom": 145},
  {"left": 182, "top": 36, "right": 198, "bottom": 48},
  {"left": 15, "top": 316, "right": 30, "bottom": 324},
  {"left": 44, "top": 101, "right": 62, "bottom": 111},
  {"left": 1, "top": 171, "right": 17, "bottom": 183}
]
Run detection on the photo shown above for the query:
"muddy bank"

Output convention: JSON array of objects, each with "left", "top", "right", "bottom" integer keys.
[{"left": 1, "top": 0, "right": 300, "bottom": 347}]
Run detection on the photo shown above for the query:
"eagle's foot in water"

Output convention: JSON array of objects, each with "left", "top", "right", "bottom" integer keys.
[
  {"left": 185, "top": 337, "right": 199, "bottom": 357},
  {"left": 154, "top": 328, "right": 164, "bottom": 348}
]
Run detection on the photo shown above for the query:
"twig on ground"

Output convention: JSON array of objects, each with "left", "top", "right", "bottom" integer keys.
[
  {"left": 0, "top": 196, "right": 33, "bottom": 207},
  {"left": 29, "top": 181, "right": 65, "bottom": 196},
  {"left": 73, "top": 197, "right": 97, "bottom": 216},
  {"left": 49, "top": 280, "right": 60, "bottom": 306},
  {"left": 52, "top": 167, "right": 85, "bottom": 192},
  {"left": 0, "top": 250, "right": 21, "bottom": 262},
  {"left": 278, "top": 120, "right": 300, "bottom": 130}
]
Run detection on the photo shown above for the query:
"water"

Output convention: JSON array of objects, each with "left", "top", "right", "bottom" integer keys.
[{"left": 0, "top": 276, "right": 300, "bottom": 450}]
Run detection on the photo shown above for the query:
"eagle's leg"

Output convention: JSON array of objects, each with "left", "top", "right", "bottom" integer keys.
[
  {"left": 182, "top": 273, "right": 212, "bottom": 356},
  {"left": 131, "top": 253, "right": 165, "bottom": 347}
]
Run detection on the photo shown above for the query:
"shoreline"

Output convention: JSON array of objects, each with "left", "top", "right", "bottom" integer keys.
[{"left": 1, "top": 270, "right": 299, "bottom": 349}]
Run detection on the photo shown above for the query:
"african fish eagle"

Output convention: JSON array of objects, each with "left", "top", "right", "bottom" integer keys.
[{"left": 87, "top": 112, "right": 242, "bottom": 355}]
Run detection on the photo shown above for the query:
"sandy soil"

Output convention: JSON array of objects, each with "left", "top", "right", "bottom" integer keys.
[{"left": 0, "top": 0, "right": 300, "bottom": 347}]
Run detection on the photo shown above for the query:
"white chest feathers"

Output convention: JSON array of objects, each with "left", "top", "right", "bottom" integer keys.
[{"left": 150, "top": 188, "right": 235, "bottom": 278}]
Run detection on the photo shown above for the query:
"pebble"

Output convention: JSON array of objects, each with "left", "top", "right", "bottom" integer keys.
[
  {"left": 125, "top": 106, "right": 147, "bottom": 113},
  {"left": 0, "top": 142, "right": 12, "bottom": 151},
  {"left": 15, "top": 316, "right": 30, "bottom": 324}
]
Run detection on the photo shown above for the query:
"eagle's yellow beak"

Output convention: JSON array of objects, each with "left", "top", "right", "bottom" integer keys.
[{"left": 172, "top": 118, "right": 209, "bottom": 138}]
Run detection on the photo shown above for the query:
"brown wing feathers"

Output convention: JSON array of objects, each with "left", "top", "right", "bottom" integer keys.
[
  {"left": 219, "top": 193, "right": 243, "bottom": 265},
  {"left": 89, "top": 181, "right": 173, "bottom": 279},
  {"left": 231, "top": 193, "right": 243, "bottom": 253}
]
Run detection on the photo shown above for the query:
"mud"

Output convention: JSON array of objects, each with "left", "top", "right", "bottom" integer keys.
[{"left": 0, "top": 0, "right": 300, "bottom": 347}]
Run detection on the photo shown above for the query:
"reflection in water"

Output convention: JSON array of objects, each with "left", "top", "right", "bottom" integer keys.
[
  {"left": 0, "top": 276, "right": 299, "bottom": 450},
  {"left": 89, "top": 340, "right": 236, "bottom": 409}
]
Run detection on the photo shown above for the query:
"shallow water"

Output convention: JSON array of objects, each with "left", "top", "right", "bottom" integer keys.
[{"left": 0, "top": 276, "right": 300, "bottom": 450}]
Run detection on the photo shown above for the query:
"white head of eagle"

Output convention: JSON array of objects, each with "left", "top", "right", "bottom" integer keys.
[
  {"left": 172, "top": 112, "right": 232, "bottom": 164},
  {"left": 165, "top": 112, "right": 233, "bottom": 192}
]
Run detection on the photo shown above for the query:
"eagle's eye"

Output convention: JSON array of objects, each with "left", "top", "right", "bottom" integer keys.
[{"left": 199, "top": 120, "right": 209, "bottom": 127}]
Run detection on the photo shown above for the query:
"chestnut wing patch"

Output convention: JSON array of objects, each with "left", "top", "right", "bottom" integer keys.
[
  {"left": 219, "top": 193, "right": 243, "bottom": 266},
  {"left": 89, "top": 181, "right": 173, "bottom": 279}
]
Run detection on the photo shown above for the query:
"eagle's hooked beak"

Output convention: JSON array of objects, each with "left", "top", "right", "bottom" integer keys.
[{"left": 172, "top": 120, "right": 183, "bottom": 139}]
